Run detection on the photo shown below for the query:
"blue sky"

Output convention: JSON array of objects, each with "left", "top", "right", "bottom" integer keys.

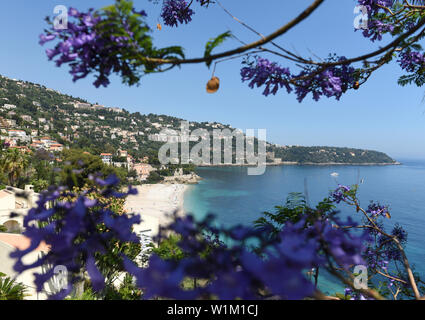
[{"left": 1, "top": 0, "right": 425, "bottom": 159}]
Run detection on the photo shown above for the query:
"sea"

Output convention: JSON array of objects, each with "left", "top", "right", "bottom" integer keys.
[{"left": 183, "top": 160, "right": 425, "bottom": 295}]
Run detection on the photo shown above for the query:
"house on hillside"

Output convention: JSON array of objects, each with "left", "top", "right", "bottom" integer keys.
[
  {"left": 2, "top": 104, "right": 16, "bottom": 110},
  {"left": 117, "top": 149, "right": 128, "bottom": 158},
  {"left": 49, "top": 143, "right": 63, "bottom": 152},
  {"left": 8, "top": 129, "right": 29, "bottom": 142},
  {"left": 108, "top": 107, "right": 123, "bottom": 113},
  {"left": 0, "top": 117, "right": 9, "bottom": 128},
  {"left": 30, "top": 140, "right": 44, "bottom": 150},
  {"left": 5, "top": 119, "right": 16, "bottom": 127},
  {"left": 10, "top": 146, "right": 31, "bottom": 154},
  {"left": 133, "top": 163, "right": 155, "bottom": 181},
  {"left": 74, "top": 102, "right": 91, "bottom": 109},
  {"left": 4, "top": 139, "right": 17, "bottom": 147},
  {"left": 21, "top": 115, "right": 32, "bottom": 122}
]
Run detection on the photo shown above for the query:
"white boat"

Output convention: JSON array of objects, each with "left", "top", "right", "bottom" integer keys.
[{"left": 330, "top": 172, "right": 339, "bottom": 177}]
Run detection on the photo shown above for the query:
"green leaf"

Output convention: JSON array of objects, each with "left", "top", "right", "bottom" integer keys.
[
  {"left": 398, "top": 74, "right": 415, "bottom": 86},
  {"left": 204, "top": 31, "right": 232, "bottom": 68},
  {"left": 410, "top": 43, "right": 423, "bottom": 51}
]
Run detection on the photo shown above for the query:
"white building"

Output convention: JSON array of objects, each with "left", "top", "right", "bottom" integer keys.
[
  {"left": 8, "top": 129, "right": 29, "bottom": 142},
  {"left": 0, "top": 185, "right": 39, "bottom": 233},
  {"left": 100, "top": 153, "right": 113, "bottom": 165}
]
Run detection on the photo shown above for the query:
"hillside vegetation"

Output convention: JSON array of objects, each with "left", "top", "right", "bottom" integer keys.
[{"left": 0, "top": 75, "right": 396, "bottom": 165}]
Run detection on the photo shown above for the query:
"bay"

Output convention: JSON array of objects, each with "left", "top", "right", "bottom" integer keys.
[{"left": 184, "top": 160, "right": 425, "bottom": 295}]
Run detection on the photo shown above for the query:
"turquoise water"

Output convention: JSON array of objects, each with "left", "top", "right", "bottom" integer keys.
[{"left": 183, "top": 161, "right": 425, "bottom": 295}]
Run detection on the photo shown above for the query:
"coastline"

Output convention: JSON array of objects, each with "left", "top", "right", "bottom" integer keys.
[
  {"left": 125, "top": 184, "right": 188, "bottom": 237},
  {"left": 198, "top": 161, "right": 401, "bottom": 167}
]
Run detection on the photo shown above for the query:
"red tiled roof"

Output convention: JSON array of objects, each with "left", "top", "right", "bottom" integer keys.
[{"left": 0, "top": 233, "right": 50, "bottom": 252}]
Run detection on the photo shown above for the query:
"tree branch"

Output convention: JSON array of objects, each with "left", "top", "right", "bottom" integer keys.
[
  {"left": 355, "top": 200, "right": 422, "bottom": 300},
  {"left": 138, "top": 0, "right": 325, "bottom": 65}
]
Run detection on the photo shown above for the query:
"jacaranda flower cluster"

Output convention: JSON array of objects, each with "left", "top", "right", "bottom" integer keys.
[
  {"left": 241, "top": 55, "right": 358, "bottom": 102},
  {"left": 11, "top": 175, "right": 140, "bottom": 299},
  {"left": 161, "top": 0, "right": 195, "bottom": 27},
  {"left": 331, "top": 185, "right": 351, "bottom": 204}
]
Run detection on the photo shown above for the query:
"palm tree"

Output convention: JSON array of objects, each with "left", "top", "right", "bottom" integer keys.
[
  {"left": 0, "top": 273, "right": 27, "bottom": 300},
  {"left": 0, "top": 149, "right": 30, "bottom": 187}
]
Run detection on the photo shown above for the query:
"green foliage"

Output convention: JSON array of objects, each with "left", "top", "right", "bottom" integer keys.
[
  {"left": 0, "top": 75, "right": 396, "bottom": 166},
  {"left": 0, "top": 224, "right": 7, "bottom": 233},
  {"left": 66, "top": 286, "right": 98, "bottom": 300},
  {"left": 31, "top": 149, "right": 57, "bottom": 186},
  {"left": 145, "top": 171, "right": 164, "bottom": 184},
  {"left": 152, "top": 234, "right": 185, "bottom": 261},
  {"left": 182, "top": 164, "right": 196, "bottom": 175},
  {"left": 0, "top": 273, "right": 27, "bottom": 300},
  {"left": 95, "top": 0, "right": 185, "bottom": 85},
  {"left": 334, "top": 292, "right": 351, "bottom": 300},
  {"left": 0, "top": 148, "right": 30, "bottom": 187},
  {"left": 60, "top": 149, "right": 128, "bottom": 189},
  {"left": 398, "top": 73, "right": 425, "bottom": 87},
  {"left": 272, "top": 146, "right": 396, "bottom": 164},
  {"left": 30, "top": 179, "right": 49, "bottom": 193},
  {"left": 204, "top": 31, "right": 232, "bottom": 67},
  {"left": 53, "top": 186, "right": 141, "bottom": 299},
  {"left": 254, "top": 193, "right": 335, "bottom": 239},
  {"left": 103, "top": 274, "right": 142, "bottom": 300},
  {"left": 95, "top": 237, "right": 141, "bottom": 288},
  {"left": 112, "top": 156, "right": 127, "bottom": 163}
]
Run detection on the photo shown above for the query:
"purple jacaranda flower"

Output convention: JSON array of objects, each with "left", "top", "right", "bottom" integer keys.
[
  {"left": 241, "top": 56, "right": 292, "bottom": 97},
  {"left": 68, "top": 7, "right": 81, "bottom": 18},
  {"left": 161, "top": 0, "right": 195, "bottom": 27},
  {"left": 355, "top": 1, "right": 395, "bottom": 41},
  {"left": 86, "top": 255, "right": 105, "bottom": 291},
  {"left": 398, "top": 50, "right": 425, "bottom": 73},
  {"left": 39, "top": 33, "right": 57, "bottom": 45},
  {"left": 241, "top": 55, "right": 356, "bottom": 102},
  {"left": 366, "top": 202, "right": 390, "bottom": 218},
  {"left": 362, "top": 19, "right": 395, "bottom": 42},
  {"left": 207, "top": 269, "right": 255, "bottom": 300},
  {"left": 40, "top": 4, "right": 145, "bottom": 88},
  {"left": 126, "top": 254, "right": 197, "bottom": 300},
  {"left": 241, "top": 251, "right": 315, "bottom": 300},
  {"left": 358, "top": 0, "right": 394, "bottom": 16},
  {"left": 316, "top": 217, "right": 370, "bottom": 268},
  {"left": 10, "top": 178, "right": 141, "bottom": 299},
  {"left": 331, "top": 184, "right": 351, "bottom": 204}
]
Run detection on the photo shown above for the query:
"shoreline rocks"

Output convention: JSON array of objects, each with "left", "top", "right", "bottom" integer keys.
[{"left": 163, "top": 172, "right": 203, "bottom": 184}]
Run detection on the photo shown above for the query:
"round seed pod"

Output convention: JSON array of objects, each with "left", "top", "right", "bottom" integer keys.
[
  {"left": 206, "top": 76, "right": 220, "bottom": 93},
  {"left": 353, "top": 81, "right": 360, "bottom": 90}
]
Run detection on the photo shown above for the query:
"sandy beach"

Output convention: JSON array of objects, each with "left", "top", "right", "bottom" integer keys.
[{"left": 125, "top": 184, "right": 188, "bottom": 237}]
